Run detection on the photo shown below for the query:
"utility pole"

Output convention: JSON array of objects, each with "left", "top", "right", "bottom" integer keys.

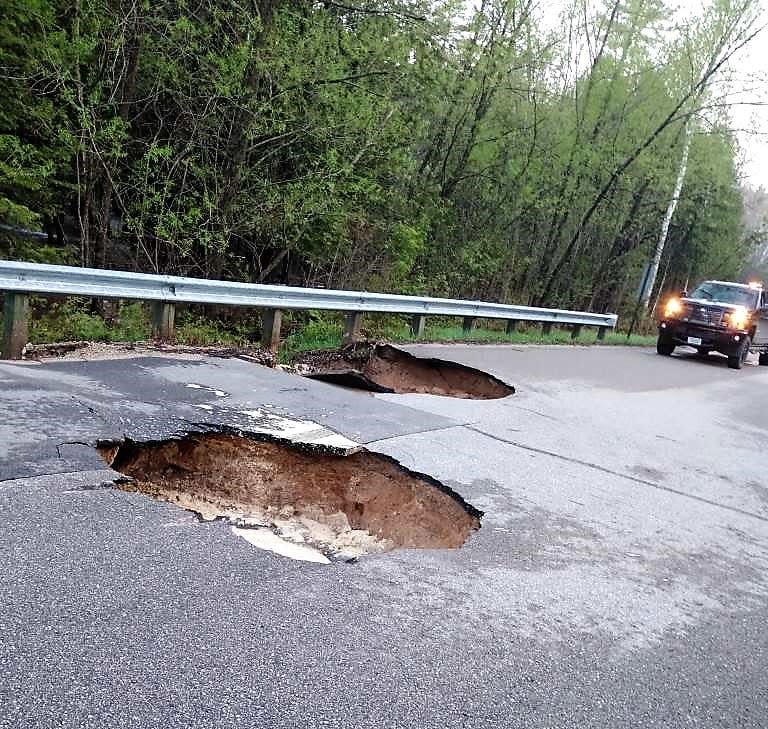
[{"left": 642, "top": 121, "right": 693, "bottom": 310}]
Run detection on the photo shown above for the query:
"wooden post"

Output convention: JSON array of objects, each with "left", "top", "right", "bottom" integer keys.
[
  {"left": 597, "top": 327, "right": 607, "bottom": 341},
  {"left": 541, "top": 322, "right": 553, "bottom": 336},
  {"left": 505, "top": 320, "right": 518, "bottom": 335},
  {"left": 342, "top": 312, "right": 363, "bottom": 346},
  {"left": 571, "top": 324, "right": 582, "bottom": 340},
  {"left": 151, "top": 301, "right": 176, "bottom": 341},
  {"left": 261, "top": 308, "right": 282, "bottom": 351},
  {"left": 463, "top": 317, "right": 476, "bottom": 335},
  {"left": 2, "top": 292, "right": 29, "bottom": 360},
  {"left": 411, "top": 314, "right": 426, "bottom": 338}
]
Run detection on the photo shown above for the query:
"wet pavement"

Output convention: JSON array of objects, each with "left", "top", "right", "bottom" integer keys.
[{"left": 1, "top": 345, "right": 767, "bottom": 728}]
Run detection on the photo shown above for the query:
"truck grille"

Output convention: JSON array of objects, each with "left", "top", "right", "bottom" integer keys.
[{"left": 682, "top": 304, "right": 727, "bottom": 327}]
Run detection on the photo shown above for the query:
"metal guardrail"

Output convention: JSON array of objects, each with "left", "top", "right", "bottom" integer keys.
[
  {"left": 0, "top": 224, "right": 49, "bottom": 242},
  {"left": 0, "top": 260, "right": 618, "bottom": 358}
]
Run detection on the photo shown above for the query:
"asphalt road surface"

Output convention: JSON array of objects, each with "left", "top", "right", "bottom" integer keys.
[{"left": 1, "top": 344, "right": 767, "bottom": 728}]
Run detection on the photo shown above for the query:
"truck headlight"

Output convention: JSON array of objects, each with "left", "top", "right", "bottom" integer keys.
[
  {"left": 728, "top": 306, "right": 749, "bottom": 329},
  {"left": 664, "top": 298, "right": 682, "bottom": 318}
]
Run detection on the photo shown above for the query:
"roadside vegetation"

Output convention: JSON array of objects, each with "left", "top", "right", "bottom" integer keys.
[
  {"left": 1, "top": 0, "right": 766, "bottom": 339},
  {"left": 279, "top": 320, "right": 656, "bottom": 363},
  {"left": 25, "top": 300, "right": 656, "bottom": 361}
]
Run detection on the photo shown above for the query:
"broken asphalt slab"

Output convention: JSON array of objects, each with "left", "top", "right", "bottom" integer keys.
[{"left": 0, "top": 356, "right": 456, "bottom": 481}]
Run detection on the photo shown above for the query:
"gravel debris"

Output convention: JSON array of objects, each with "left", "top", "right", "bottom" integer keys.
[{"left": 22, "top": 340, "right": 276, "bottom": 366}]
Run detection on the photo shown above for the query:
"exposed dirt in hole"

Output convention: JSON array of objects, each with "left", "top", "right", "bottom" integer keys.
[
  {"left": 98, "top": 432, "right": 481, "bottom": 560},
  {"left": 293, "top": 342, "right": 514, "bottom": 399}
]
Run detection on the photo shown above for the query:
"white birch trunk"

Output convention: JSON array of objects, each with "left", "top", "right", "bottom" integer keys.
[{"left": 642, "top": 122, "right": 693, "bottom": 309}]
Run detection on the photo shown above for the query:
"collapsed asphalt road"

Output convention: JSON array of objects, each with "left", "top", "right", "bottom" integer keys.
[
  {"left": 99, "top": 431, "right": 481, "bottom": 558},
  {"left": 293, "top": 342, "right": 514, "bottom": 398},
  {"left": 1, "top": 345, "right": 768, "bottom": 728}
]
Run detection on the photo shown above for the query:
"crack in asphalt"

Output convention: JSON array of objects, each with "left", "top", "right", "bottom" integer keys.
[
  {"left": 365, "top": 421, "right": 481, "bottom": 444},
  {"left": 55, "top": 440, "right": 95, "bottom": 458},
  {"left": 0, "top": 468, "right": 116, "bottom": 485},
  {"left": 508, "top": 405, "right": 561, "bottom": 422},
  {"left": 466, "top": 426, "right": 768, "bottom": 525}
]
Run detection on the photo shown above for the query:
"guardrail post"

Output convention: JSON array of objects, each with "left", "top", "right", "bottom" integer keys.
[
  {"left": 541, "top": 322, "right": 553, "bottom": 336},
  {"left": 342, "top": 312, "right": 363, "bottom": 345},
  {"left": 597, "top": 327, "right": 607, "bottom": 341},
  {"left": 2, "top": 292, "right": 29, "bottom": 360},
  {"left": 506, "top": 320, "right": 518, "bottom": 335},
  {"left": 261, "top": 308, "right": 282, "bottom": 351},
  {"left": 463, "top": 317, "right": 476, "bottom": 334},
  {"left": 571, "top": 325, "right": 582, "bottom": 340},
  {"left": 410, "top": 314, "right": 426, "bottom": 338},
  {"left": 151, "top": 301, "right": 175, "bottom": 341}
]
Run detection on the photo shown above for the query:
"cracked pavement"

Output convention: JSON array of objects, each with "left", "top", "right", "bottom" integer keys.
[{"left": 1, "top": 345, "right": 767, "bottom": 728}]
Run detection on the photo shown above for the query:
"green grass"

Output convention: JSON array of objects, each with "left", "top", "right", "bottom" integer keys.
[
  {"left": 175, "top": 315, "right": 251, "bottom": 346},
  {"left": 280, "top": 318, "right": 346, "bottom": 361},
  {"left": 394, "top": 324, "right": 655, "bottom": 347},
  {"left": 28, "top": 300, "right": 253, "bottom": 346},
  {"left": 30, "top": 300, "right": 149, "bottom": 343},
  {"left": 280, "top": 317, "right": 656, "bottom": 362}
]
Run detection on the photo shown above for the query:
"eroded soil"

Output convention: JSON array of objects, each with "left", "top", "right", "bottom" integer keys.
[
  {"left": 99, "top": 432, "right": 481, "bottom": 559},
  {"left": 293, "top": 342, "right": 514, "bottom": 399}
]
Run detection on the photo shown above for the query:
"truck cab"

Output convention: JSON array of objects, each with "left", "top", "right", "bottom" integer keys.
[{"left": 657, "top": 280, "right": 768, "bottom": 369}]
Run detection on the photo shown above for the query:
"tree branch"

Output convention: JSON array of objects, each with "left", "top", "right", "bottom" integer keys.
[{"left": 322, "top": 1, "right": 426, "bottom": 22}]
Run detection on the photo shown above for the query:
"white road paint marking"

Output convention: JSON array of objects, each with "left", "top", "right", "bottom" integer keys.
[
  {"left": 232, "top": 526, "right": 331, "bottom": 564},
  {"left": 311, "top": 433, "right": 362, "bottom": 450},
  {"left": 186, "top": 383, "right": 229, "bottom": 398},
  {"left": 184, "top": 392, "right": 358, "bottom": 453},
  {"left": 238, "top": 409, "right": 360, "bottom": 455}
]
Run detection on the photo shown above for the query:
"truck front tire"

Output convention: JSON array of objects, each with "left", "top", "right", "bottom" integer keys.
[
  {"left": 656, "top": 334, "right": 675, "bottom": 356},
  {"left": 727, "top": 336, "right": 751, "bottom": 370}
]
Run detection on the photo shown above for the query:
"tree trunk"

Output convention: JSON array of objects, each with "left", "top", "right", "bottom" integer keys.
[{"left": 642, "top": 122, "right": 692, "bottom": 309}]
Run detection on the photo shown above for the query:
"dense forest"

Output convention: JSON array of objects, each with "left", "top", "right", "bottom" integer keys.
[{"left": 1, "top": 0, "right": 765, "bottom": 319}]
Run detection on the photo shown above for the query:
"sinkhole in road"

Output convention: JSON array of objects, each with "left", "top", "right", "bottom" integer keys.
[
  {"left": 98, "top": 432, "right": 481, "bottom": 560},
  {"left": 293, "top": 343, "right": 514, "bottom": 399}
]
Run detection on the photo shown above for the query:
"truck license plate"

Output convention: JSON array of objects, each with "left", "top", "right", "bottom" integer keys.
[{"left": 687, "top": 337, "right": 702, "bottom": 346}]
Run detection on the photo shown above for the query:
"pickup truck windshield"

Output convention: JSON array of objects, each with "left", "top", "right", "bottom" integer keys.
[{"left": 689, "top": 282, "right": 758, "bottom": 308}]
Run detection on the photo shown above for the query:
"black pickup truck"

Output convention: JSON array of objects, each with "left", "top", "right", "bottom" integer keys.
[{"left": 657, "top": 280, "right": 768, "bottom": 370}]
